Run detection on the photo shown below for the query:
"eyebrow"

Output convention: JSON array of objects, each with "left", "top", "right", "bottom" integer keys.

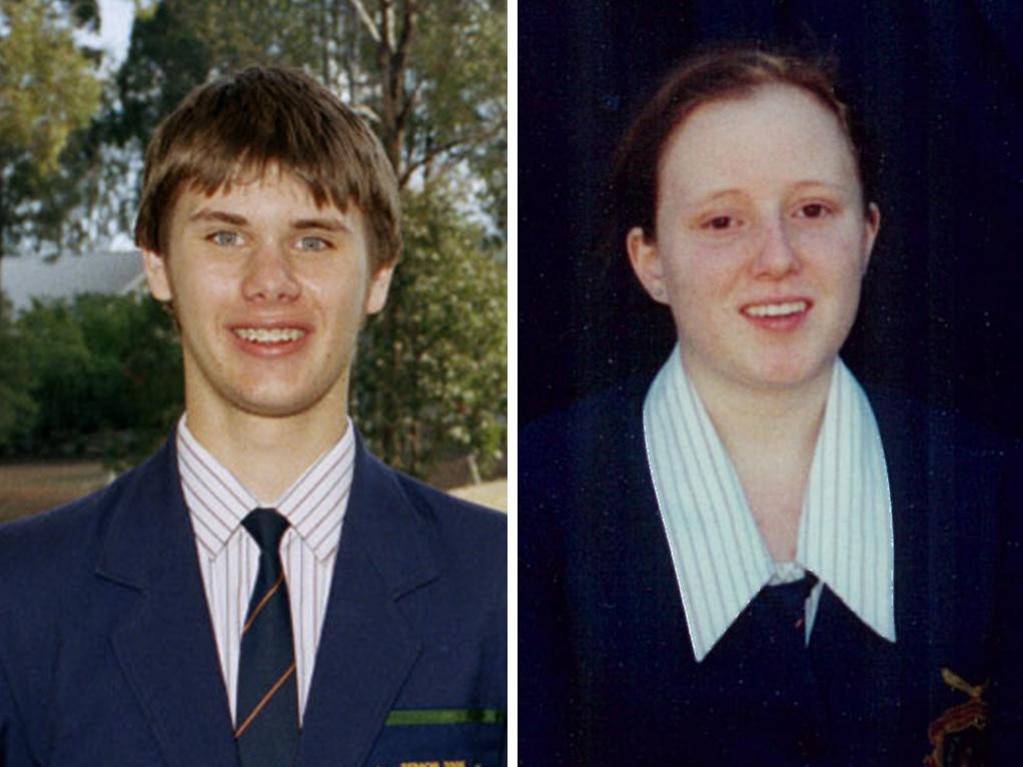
[
  {"left": 188, "top": 209, "right": 248, "bottom": 226},
  {"left": 685, "top": 180, "right": 846, "bottom": 207},
  {"left": 187, "top": 209, "right": 351, "bottom": 232},
  {"left": 291, "top": 217, "right": 351, "bottom": 233}
]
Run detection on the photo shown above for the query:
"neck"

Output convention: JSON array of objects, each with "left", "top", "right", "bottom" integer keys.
[
  {"left": 688, "top": 361, "right": 833, "bottom": 458},
  {"left": 184, "top": 401, "right": 349, "bottom": 503},
  {"left": 686, "top": 357, "right": 835, "bottom": 562}
]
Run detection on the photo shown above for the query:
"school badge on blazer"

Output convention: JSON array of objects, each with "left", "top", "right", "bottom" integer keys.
[
  {"left": 368, "top": 708, "right": 506, "bottom": 767},
  {"left": 923, "top": 668, "right": 989, "bottom": 767}
]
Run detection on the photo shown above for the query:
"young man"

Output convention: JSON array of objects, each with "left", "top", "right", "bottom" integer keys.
[{"left": 0, "top": 67, "right": 506, "bottom": 767}]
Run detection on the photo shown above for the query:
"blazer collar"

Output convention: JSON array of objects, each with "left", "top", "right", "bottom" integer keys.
[
  {"left": 93, "top": 428, "right": 443, "bottom": 767},
  {"left": 95, "top": 435, "right": 191, "bottom": 591},
  {"left": 96, "top": 434, "right": 241, "bottom": 767},
  {"left": 296, "top": 429, "right": 442, "bottom": 766}
]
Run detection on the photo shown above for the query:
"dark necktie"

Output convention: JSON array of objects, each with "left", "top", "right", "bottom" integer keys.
[
  {"left": 235, "top": 508, "right": 300, "bottom": 767},
  {"left": 763, "top": 570, "right": 819, "bottom": 645}
]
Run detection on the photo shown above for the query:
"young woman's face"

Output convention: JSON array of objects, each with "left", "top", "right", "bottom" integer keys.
[{"left": 629, "top": 84, "right": 879, "bottom": 397}]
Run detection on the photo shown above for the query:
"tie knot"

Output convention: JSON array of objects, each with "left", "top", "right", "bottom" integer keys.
[
  {"left": 795, "top": 570, "right": 819, "bottom": 599},
  {"left": 766, "top": 570, "right": 818, "bottom": 616},
  {"left": 242, "top": 508, "right": 289, "bottom": 555}
]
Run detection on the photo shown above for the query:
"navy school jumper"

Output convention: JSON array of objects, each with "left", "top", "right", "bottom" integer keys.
[{"left": 520, "top": 377, "right": 1023, "bottom": 766}]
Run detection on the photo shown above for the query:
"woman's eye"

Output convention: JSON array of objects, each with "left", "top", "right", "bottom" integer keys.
[
  {"left": 209, "top": 231, "right": 240, "bottom": 246},
  {"left": 703, "top": 215, "right": 735, "bottom": 231},
  {"left": 796, "top": 203, "right": 830, "bottom": 219}
]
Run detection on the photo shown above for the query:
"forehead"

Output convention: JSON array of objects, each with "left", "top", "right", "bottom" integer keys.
[
  {"left": 658, "top": 85, "right": 859, "bottom": 202},
  {"left": 172, "top": 166, "right": 354, "bottom": 223}
]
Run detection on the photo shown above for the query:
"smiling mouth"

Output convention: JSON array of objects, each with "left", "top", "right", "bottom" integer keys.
[
  {"left": 742, "top": 300, "right": 810, "bottom": 318},
  {"left": 234, "top": 327, "right": 307, "bottom": 344}
]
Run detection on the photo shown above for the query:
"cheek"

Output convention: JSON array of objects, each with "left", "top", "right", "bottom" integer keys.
[
  {"left": 661, "top": 244, "right": 736, "bottom": 306},
  {"left": 795, "top": 224, "right": 870, "bottom": 267},
  {"left": 315, "top": 274, "right": 370, "bottom": 323}
]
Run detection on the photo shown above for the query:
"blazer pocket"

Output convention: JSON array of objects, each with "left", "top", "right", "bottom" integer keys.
[{"left": 367, "top": 709, "right": 505, "bottom": 767}]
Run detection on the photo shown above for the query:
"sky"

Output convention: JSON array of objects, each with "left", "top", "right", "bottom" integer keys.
[{"left": 83, "top": 0, "right": 135, "bottom": 69}]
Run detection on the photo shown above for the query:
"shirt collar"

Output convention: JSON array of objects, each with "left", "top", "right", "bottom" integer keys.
[
  {"left": 643, "top": 347, "right": 895, "bottom": 661},
  {"left": 177, "top": 415, "right": 356, "bottom": 561}
]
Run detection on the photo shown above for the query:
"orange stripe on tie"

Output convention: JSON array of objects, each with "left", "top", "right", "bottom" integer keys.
[
  {"left": 242, "top": 574, "right": 285, "bottom": 633},
  {"left": 235, "top": 662, "right": 296, "bottom": 738}
]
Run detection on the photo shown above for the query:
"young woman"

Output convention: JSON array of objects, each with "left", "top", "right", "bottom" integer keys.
[{"left": 520, "top": 48, "right": 1021, "bottom": 766}]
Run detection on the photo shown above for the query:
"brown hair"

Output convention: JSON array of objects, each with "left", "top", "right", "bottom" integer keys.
[
  {"left": 135, "top": 66, "right": 401, "bottom": 269},
  {"left": 608, "top": 47, "right": 873, "bottom": 249}
]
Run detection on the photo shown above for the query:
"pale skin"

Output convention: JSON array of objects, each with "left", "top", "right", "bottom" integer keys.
[
  {"left": 143, "top": 166, "right": 394, "bottom": 501},
  {"left": 628, "top": 85, "right": 880, "bottom": 561}
]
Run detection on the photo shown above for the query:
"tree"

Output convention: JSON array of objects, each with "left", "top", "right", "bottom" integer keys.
[
  {"left": 0, "top": 295, "right": 38, "bottom": 452},
  {"left": 29, "top": 0, "right": 507, "bottom": 479},
  {"left": 354, "top": 186, "right": 506, "bottom": 478},
  {"left": 0, "top": 0, "right": 102, "bottom": 298},
  {"left": 134, "top": 0, "right": 506, "bottom": 226},
  {"left": 11, "top": 292, "right": 182, "bottom": 462}
]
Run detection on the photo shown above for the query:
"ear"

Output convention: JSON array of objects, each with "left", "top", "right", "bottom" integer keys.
[
  {"left": 142, "top": 249, "right": 173, "bottom": 302},
  {"left": 626, "top": 226, "right": 670, "bottom": 305},
  {"left": 364, "top": 262, "right": 395, "bottom": 315},
  {"left": 860, "top": 203, "right": 881, "bottom": 275}
]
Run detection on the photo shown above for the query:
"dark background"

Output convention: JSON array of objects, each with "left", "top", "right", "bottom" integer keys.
[{"left": 519, "top": 0, "right": 1023, "bottom": 436}]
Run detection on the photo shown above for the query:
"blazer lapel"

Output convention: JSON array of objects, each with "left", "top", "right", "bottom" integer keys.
[
  {"left": 97, "top": 438, "right": 239, "bottom": 767},
  {"left": 297, "top": 434, "right": 440, "bottom": 767}
]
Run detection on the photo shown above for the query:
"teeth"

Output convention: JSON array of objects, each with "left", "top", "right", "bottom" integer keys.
[
  {"left": 745, "top": 301, "right": 808, "bottom": 318},
  {"left": 235, "top": 327, "right": 306, "bottom": 343}
]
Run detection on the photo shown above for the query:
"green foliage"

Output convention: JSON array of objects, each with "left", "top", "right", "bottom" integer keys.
[
  {"left": 0, "top": 0, "right": 102, "bottom": 172},
  {"left": 354, "top": 187, "right": 506, "bottom": 478},
  {"left": 0, "top": 296, "right": 38, "bottom": 448},
  {"left": 3, "top": 0, "right": 507, "bottom": 481},
  {"left": 113, "top": 2, "right": 212, "bottom": 146},
  {"left": 0, "top": 0, "right": 103, "bottom": 261},
  {"left": 408, "top": 0, "right": 506, "bottom": 228},
  {"left": 167, "top": 0, "right": 320, "bottom": 73},
  {"left": 0, "top": 293, "right": 183, "bottom": 464}
]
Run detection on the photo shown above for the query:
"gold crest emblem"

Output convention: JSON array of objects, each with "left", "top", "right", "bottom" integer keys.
[{"left": 923, "top": 667, "right": 988, "bottom": 767}]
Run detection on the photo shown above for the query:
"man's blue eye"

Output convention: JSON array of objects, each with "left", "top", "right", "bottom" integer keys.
[
  {"left": 210, "top": 231, "right": 239, "bottom": 246},
  {"left": 299, "top": 237, "right": 329, "bottom": 251}
]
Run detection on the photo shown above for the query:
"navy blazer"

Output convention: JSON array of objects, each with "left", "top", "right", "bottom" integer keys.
[
  {"left": 520, "top": 378, "right": 1023, "bottom": 766},
  {"left": 0, "top": 430, "right": 506, "bottom": 767}
]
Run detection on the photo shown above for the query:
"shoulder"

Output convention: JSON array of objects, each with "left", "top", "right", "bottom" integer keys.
[
  {"left": 0, "top": 469, "right": 127, "bottom": 589},
  {"left": 519, "top": 377, "right": 662, "bottom": 578},
  {"left": 521, "top": 376, "right": 649, "bottom": 479},
  {"left": 865, "top": 385, "right": 1017, "bottom": 498},
  {"left": 867, "top": 385, "right": 1009, "bottom": 457},
  {"left": 392, "top": 466, "right": 506, "bottom": 553},
  {"left": 0, "top": 445, "right": 172, "bottom": 599},
  {"left": 865, "top": 384, "right": 1022, "bottom": 605},
  {"left": 354, "top": 445, "right": 506, "bottom": 582}
]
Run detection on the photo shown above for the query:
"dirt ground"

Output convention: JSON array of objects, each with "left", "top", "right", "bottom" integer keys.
[
  {"left": 0, "top": 461, "right": 506, "bottom": 524},
  {"left": 0, "top": 461, "right": 111, "bottom": 523},
  {"left": 447, "top": 479, "right": 507, "bottom": 512}
]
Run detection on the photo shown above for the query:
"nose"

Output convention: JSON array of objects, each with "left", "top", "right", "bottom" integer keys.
[
  {"left": 752, "top": 218, "right": 802, "bottom": 278},
  {"left": 242, "top": 243, "right": 301, "bottom": 302}
]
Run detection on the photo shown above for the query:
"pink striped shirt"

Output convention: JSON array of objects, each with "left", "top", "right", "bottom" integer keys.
[{"left": 176, "top": 416, "right": 355, "bottom": 724}]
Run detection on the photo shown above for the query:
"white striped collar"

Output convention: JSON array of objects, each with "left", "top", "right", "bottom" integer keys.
[
  {"left": 642, "top": 347, "right": 895, "bottom": 662},
  {"left": 176, "top": 415, "right": 355, "bottom": 561}
]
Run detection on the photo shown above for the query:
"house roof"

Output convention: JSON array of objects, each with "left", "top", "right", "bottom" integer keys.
[{"left": 2, "top": 251, "right": 145, "bottom": 312}]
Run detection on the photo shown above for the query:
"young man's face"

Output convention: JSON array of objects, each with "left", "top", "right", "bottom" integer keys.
[{"left": 143, "top": 166, "right": 393, "bottom": 427}]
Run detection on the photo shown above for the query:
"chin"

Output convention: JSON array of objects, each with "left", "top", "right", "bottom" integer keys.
[
  {"left": 747, "top": 357, "right": 834, "bottom": 391},
  {"left": 227, "top": 386, "right": 333, "bottom": 420}
]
